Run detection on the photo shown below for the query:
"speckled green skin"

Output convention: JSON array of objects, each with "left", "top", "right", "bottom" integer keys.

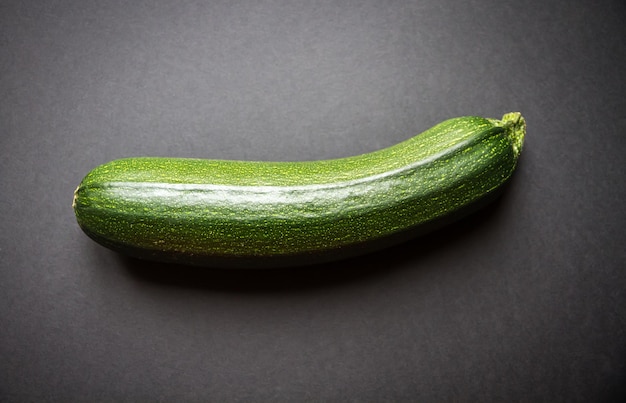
[{"left": 73, "top": 112, "right": 525, "bottom": 267}]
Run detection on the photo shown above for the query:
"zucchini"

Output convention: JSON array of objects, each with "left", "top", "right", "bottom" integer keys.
[{"left": 73, "top": 112, "right": 525, "bottom": 267}]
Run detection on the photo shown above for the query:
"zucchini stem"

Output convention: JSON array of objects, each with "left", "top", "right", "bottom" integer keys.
[{"left": 501, "top": 112, "right": 525, "bottom": 157}]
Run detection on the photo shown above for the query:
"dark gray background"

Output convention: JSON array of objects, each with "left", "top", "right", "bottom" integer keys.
[{"left": 1, "top": 0, "right": 625, "bottom": 401}]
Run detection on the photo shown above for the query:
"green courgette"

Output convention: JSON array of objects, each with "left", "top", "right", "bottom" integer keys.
[{"left": 73, "top": 112, "right": 525, "bottom": 267}]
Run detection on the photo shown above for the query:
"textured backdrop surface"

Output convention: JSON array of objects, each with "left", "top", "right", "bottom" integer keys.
[{"left": 1, "top": 0, "right": 625, "bottom": 401}]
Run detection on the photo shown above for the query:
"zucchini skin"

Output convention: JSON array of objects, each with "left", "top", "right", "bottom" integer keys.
[{"left": 73, "top": 112, "right": 525, "bottom": 267}]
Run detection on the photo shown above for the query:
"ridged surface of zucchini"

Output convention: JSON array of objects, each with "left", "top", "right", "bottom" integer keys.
[{"left": 73, "top": 112, "right": 525, "bottom": 267}]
